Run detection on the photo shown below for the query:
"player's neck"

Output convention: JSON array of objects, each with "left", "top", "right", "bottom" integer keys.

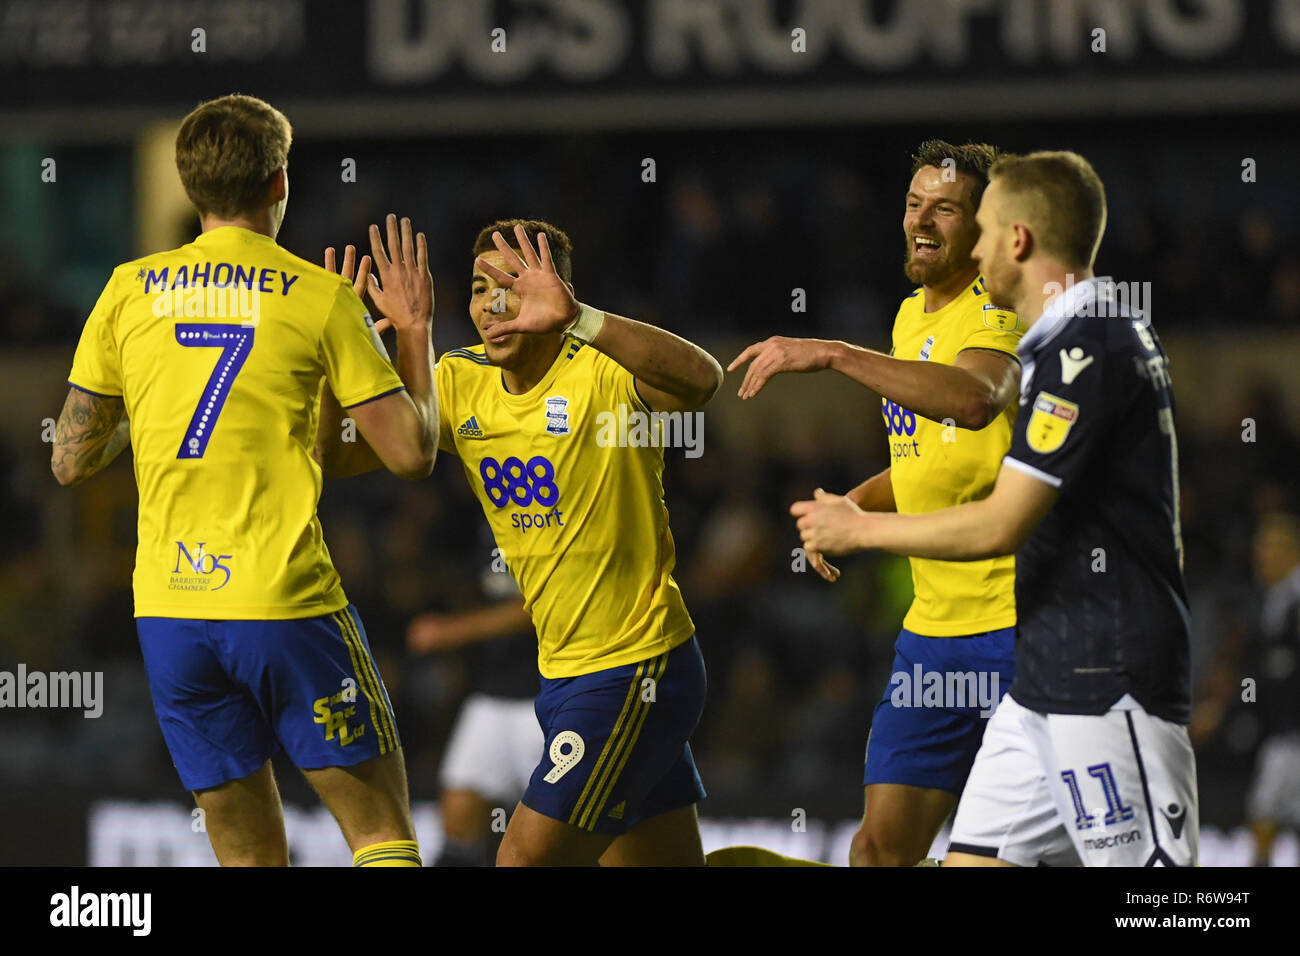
[
  {"left": 1017, "top": 264, "right": 1095, "bottom": 329},
  {"left": 198, "top": 211, "right": 278, "bottom": 240},
  {"left": 922, "top": 264, "right": 979, "bottom": 312},
  {"left": 500, "top": 336, "right": 565, "bottom": 394}
]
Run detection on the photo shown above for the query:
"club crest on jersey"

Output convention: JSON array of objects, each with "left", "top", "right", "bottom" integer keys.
[
  {"left": 545, "top": 396, "right": 570, "bottom": 436},
  {"left": 982, "top": 303, "right": 1018, "bottom": 332},
  {"left": 918, "top": 335, "right": 935, "bottom": 361},
  {"left": 1026, "top": 391, "right": 1078, "bottom": 454}
]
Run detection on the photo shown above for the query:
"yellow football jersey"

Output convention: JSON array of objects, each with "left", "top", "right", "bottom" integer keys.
[
  {"left": 886, "top": 277, "right": 1022, "bottom": 636},
  {"left": 67, "top": 226, "right": 404, "bottom": 619},
  {"left": 436, "top": 339, "right": 695, "bottom": 679}
]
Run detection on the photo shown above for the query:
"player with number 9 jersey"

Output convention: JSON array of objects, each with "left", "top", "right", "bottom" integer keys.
[
  {"left": 436, "top": 340, "right": 694, "bottom": 679},
  {"left": 411, "top": 219, "right": 723, "bottom": 865}
]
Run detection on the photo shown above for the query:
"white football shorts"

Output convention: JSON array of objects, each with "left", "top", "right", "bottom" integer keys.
[
  {"left": 439, "top": 693, "right": 544, "bottom": 804},
  {"left": 948, "top": 693, "right": 1198, "bottom": 866}
]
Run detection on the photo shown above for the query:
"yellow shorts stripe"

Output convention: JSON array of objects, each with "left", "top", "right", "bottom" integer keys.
[
  {"left": 332, "top": 612, "right": 388, "bottom": 755},
  {"left": 584, "top": 651, "right": 669, "bottom": 830},
  {"left": 333, "top": 611, "right": 396, "bottom": 754},
  {"left": 345, "top": 609, "right": 399, "bottom": 753},
  {"left": 348, "top": 610, "right": 400, "bottom": 753},
  {"left": 568, "top": 661, "right": 647, "bottom": 829}
]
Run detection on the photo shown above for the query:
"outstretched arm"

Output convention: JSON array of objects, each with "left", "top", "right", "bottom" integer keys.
[
  {"left": 51, "top": 388, "right": 129, "bottom": 487},
  {"left": 407, "top": 599, "right": 532, "bottom": 655},
  {"left": 475, "top": 225, "right": 723, "bottom": 413},
  {"left": 792, "top": 464, "right": 1056, "bottom": 562},
  {"left": 581, "top": 312, "right": 722, "bottom": 413},
  {"left": 729, "top": 337, "right": 1018, "bottom": 430}
]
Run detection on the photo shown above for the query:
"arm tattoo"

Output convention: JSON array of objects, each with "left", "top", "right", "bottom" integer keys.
[{"left": 52, "top": 389, "right": 128, "bottom": 484}]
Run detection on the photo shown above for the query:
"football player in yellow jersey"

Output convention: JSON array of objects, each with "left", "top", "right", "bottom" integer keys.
[
  {"left": 50, "top": 94, "right": 438, "bottom": 867},
  {"left": 323, "top": 220, "right": 722, "bottom": 865},
  {"left": 729, "top": 141, "right": 1023, "bottom": 866}
]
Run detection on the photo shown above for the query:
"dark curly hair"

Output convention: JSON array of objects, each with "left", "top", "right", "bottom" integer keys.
[{"left": 473, "top": 219, "right": 574, "bottom": 283}]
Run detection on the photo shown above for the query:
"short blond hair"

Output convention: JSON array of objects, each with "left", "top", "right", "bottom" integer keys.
[
  {"left": 175, "top": 94, "right": 292, "bottom": 218},
  {"left": 988, "top": 150, "right": 1107, "bottom": 269}
]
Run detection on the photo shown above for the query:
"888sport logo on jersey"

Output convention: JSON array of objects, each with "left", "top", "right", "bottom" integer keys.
[
  {"left": 479, "top": 455, "right": 565, "bottom": 534},
  {"left": 882, "top": 399, "right": 921, "bottom": 459}
]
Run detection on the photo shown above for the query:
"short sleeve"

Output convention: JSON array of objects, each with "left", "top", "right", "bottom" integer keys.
[
  {"left": 434, "top": 359, "right": 456, "bottom": 453},
  {"left": 958, "top": 303, "right": 1023, "bottom": 358},
  {"left": 588, "top": 342, "right": 650, "bottom": 413},
  {"left": 1005, "top": 335, "right": 1107, "bottom": 490},
  {"left": 67, "top": 272, "right": 124, "bottom": 397},
  {"left": 320, "top": 282, "right": 405, "bottom": 408}
]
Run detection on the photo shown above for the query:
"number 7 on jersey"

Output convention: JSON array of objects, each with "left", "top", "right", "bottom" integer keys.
[{"left": 175, "top": 323, "right": 255, "bottom": 459}]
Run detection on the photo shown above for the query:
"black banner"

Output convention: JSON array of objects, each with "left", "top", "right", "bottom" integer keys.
[{"left": 4, "top": 1, "right": 1300, "bottom": 129}]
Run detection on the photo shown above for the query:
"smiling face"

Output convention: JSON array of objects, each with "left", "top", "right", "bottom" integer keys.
[{"left": 902, "top": 165, "right": 982, "bottom": 288}]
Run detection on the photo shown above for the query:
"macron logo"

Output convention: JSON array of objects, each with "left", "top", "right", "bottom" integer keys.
[
  {"left": 1159, "top": 802, "right": 1188, "bottom": 840},
  {"left": 1059, "top": 347, "right": 1095, "bottom": 385},
  {"left": 456, "top": 416, "right": 485, "bottom": 439}
]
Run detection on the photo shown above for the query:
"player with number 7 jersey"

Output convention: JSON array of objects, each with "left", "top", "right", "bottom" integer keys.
[
  {"left": 336, "top": 219, "right": 724, "bottom": 866},
  {"left": 53, "top": 95, "right": 439, "bottom": 868}
]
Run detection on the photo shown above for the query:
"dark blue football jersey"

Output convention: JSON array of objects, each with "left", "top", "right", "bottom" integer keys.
[{"left": 1003, "top": 277, "right": 1191, "bottom": 723}]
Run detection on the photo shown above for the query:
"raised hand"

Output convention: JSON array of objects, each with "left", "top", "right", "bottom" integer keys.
[
  {"left": 366, "top": 213, "right": 433, "bottom": 335},
  {"left": 323, "top": 243, "right": 373, "bottom": 300},
  {"left": 473, "top": 224, "right": 580, "bottom": 335},
  {"left": 728, "top": 336, "right": 835, "bottom": 400}
]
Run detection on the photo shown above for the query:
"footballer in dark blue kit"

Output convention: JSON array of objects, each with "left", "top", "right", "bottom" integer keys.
[{"left": 793, "top": 150, "right": 1198, "bottom": 866}]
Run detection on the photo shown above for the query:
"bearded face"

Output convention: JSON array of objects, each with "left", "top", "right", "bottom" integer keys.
[{"left": 902, "top": 165, "right": 981, "bottom": 289}]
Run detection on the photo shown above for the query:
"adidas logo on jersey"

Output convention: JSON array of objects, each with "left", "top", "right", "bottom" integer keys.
[
  {"left": 457, "top": 416, "right": 485, "bottom": 439},
  {"left": 607, "top": 801, "right": 626, "bottom": 820}
]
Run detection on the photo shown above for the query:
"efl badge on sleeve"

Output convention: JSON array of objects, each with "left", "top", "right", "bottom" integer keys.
[
  {"left": 982, "top": 303, "right": 1019, "bottom": 332},
  {"left": 1026, "top": 391, "right": 1078, "bottom": 453}
]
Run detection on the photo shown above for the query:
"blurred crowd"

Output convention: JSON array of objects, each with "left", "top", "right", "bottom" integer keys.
[{"left": 2, "top": 121, "right": 1298, "bottom": 851}]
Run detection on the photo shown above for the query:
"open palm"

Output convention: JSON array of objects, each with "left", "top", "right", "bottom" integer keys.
[{"left": 473, "top": 224, "right": 579, "bottom": 335}]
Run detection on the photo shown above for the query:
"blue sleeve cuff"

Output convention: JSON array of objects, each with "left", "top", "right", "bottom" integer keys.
[
  {"left": 342, "top": 385, "right": 406, "bottom": 409},
  {"left": 67, "top": 381, "right": 122, "bottom": 398}
]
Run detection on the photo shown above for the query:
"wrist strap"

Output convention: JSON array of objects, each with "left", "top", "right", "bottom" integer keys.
[{"left": 564, "top": 303, "right": 605, "bottom": 344}]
